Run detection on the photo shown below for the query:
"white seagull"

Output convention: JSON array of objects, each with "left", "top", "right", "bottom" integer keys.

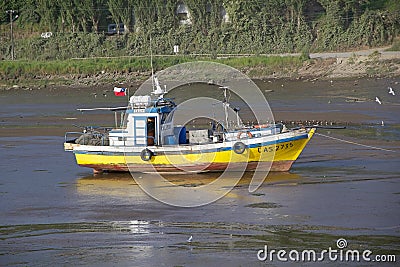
[
  {"left": 187, "top": 235, "right": 193, "bottom": 242},
  {"left": 388, "top": 87, "right": 395, "bottom": 96},
  {"left": 375, "top": 97, "right": 382, "bottom": 105}
]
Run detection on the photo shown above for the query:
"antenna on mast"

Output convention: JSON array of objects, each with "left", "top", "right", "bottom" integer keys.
[{"left": 149, "top": 34, "right": 167, "bottom": 99}]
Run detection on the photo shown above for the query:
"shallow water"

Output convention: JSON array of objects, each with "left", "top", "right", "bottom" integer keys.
[{"left": 1, "top": 78, "right": 400, "bottom": 266}]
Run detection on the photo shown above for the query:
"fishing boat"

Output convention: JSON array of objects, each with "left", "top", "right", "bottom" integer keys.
[{"left": 64, "top": 77, "right": 315, "bottom": 174}]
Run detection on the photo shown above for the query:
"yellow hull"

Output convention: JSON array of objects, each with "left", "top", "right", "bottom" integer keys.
[{"left": 71, "top": 129, "right": 315, "bottom": 173}]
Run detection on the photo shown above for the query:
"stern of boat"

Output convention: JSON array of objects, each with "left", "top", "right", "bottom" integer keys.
[{"left": 64, "top": 142, "right": 80, "bottom": 151}]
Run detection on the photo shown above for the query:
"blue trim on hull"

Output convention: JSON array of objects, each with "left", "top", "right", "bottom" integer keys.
[{"left": 74, "top": 133, "right": 309, "bottom": 156}]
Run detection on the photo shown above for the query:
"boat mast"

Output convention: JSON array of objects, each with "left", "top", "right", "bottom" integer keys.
[
  {"left": 220, "top": 86, "right": 230, "bottom": 130},
  {"left": 150, "top": 35, "right": 155, "bottom": 91},
  {"left": 149, "top": 35, "right": 167, "bottom": 100}
]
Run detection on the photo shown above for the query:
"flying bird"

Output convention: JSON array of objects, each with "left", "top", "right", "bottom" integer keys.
[
  {"left": 375, "top": 97, "right": 382, "bottom": 104},
  {"left": 388, "top": 87, "right": 395, "bottom": 96}
]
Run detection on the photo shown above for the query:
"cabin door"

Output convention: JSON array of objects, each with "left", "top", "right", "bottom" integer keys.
[
  {"left": 133, "top": 117, "right": 147, "bottom": 146},
  {"left": 146, "top": 117, "right": 156, "bottom": 146}
]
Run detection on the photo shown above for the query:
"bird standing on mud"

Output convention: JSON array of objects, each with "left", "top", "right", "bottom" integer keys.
[{"left": 388, "top": 87, "right": 395, "bottom": 96}]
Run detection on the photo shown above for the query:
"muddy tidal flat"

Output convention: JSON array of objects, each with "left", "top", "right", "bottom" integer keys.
[{"left": 1, "top": 78, "right": 400, "bottom": 266}]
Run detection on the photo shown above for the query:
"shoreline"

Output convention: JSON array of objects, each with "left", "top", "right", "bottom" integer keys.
[{"left": 1, "top": 50, "right": 400, "bottom": 90}]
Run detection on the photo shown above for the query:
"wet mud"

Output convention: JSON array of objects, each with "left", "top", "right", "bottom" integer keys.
[{"left": 1, "top": 78, "right": 399, "bottom": 266}]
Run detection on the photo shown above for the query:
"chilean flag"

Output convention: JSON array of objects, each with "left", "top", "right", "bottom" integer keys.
[{"left": 113, "top": 87, "right": 126, "bottom": 96}]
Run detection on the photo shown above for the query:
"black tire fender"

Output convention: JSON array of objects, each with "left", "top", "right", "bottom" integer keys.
[
  {"left": 140, "top": 148, "right": 153, "bottom": 161},
  {"left": 233, "top": 141, "right": 246, "bottom": 154}
]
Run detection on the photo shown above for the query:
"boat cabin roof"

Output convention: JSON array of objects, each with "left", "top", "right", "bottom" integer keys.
[{"left": 128, "top": 95, "right": 176, "bottom": 115}]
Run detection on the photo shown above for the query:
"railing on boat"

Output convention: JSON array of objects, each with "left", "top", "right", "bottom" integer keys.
[{"left": 114, "top": 135, "right": 156, "bottom": 147}]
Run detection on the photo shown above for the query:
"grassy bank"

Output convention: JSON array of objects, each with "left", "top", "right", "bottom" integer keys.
[
  {"left": 0, "top": 55, "right": 304, "bottom": 87},
  {"left": 386, "top": 38, "right": 400, "bottom": 51}
]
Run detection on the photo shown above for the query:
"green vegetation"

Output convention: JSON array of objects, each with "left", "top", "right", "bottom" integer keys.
[
  {"left": 245, "top": 202, "right": 282, "bottom": 209},
  {"left": 0, "top": 55, "right": 304, "bottom": 82},
  {"left": 0, "top": 0, "right": 399, "bottom": 61},
  {"left": 387, "top": 38, "right": 400, "bottom": 51}
]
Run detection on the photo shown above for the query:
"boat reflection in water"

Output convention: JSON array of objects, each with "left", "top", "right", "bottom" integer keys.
[{"left": 75, "top": 171, "right": 302, "bottom": 199}]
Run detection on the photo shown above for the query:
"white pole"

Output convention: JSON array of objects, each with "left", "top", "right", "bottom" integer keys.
[
  {"left": 6, "top": 10, "right": 15, "bottom": 60},
  {"left": 150, "top": 35, "right": 155, "bottom": 91},
  {"left": 223, "top": 87, "right": 229, "bottom": 129},
  {"left": 127, "top": 86, "right": 129, "bottom": 102}
]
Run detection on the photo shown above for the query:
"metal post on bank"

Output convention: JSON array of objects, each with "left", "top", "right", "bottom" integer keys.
[{"left": 6, "top": 10, "right": 16, "bottom": 60}]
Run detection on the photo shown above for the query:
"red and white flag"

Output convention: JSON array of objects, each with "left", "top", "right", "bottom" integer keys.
[{"left": 113, "top": 87, "right": 126, "bottom": 96}]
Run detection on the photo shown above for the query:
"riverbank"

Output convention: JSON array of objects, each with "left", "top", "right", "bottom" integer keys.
[{"left": 1, "top": 49, "right": 400, "bottom": 90}]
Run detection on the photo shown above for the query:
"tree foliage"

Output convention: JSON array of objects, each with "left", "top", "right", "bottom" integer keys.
[{"left": 0, "top": 0, "right": 399, "bottom": 60}]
